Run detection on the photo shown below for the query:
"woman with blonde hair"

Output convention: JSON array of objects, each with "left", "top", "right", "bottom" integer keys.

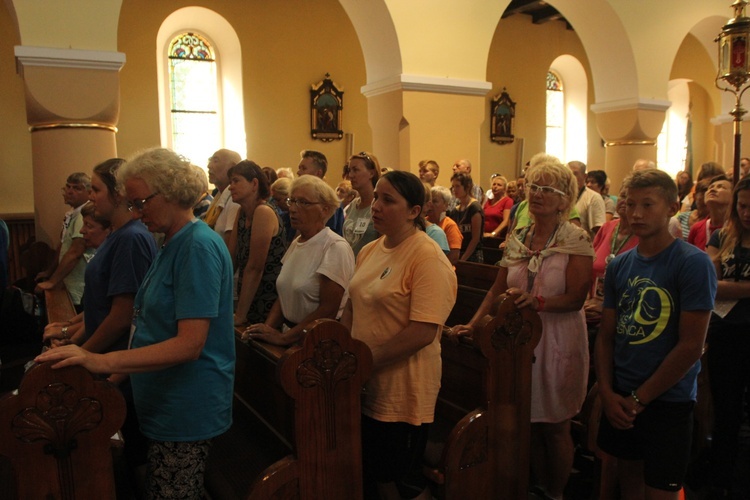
[
  {"left": 245, "top": 175, "right": 355, "bottom": 346},
  {"left": 453, "top": 156, "right": 593, "bottom": 500}
]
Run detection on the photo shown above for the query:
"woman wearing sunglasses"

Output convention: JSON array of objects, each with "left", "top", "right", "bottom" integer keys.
[{"left": 453, "top": 156, "right": 593, "bottom": 500}]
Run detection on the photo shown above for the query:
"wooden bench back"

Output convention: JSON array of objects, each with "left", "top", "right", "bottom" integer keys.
[
  {"left": 247, "top": 319, "right": 372, "bottom": 500},
  {"left": 433, "top": 294, "right": 542, "bottom": 500},
  {"left": 0, "top": 362, "right": 125, "bottom": 500}
]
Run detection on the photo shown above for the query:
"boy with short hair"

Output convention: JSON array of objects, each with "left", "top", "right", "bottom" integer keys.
[{"left": 595, "top": 169, "right": 717, "bottom": 499}]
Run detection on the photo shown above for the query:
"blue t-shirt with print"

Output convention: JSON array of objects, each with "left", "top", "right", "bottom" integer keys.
[
  {"left": 130, "top": 219, "right": 235, "bottom": 441},
  {"left": 603, "top": 238, "right": 716, "bottom": 402}
]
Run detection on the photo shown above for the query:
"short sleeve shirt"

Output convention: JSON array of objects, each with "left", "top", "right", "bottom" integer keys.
[
  {"left": 277, "top": 228, "right": 355, "bottom": 322},
  {"left": 603, "top": 239, "right": 717, "bottom": 402},
  {"left": 349, "top": 231, "right": 457, "bottom": 425},
  {"left": 131, "top": 220, "right": 235, "bottom": 441}
]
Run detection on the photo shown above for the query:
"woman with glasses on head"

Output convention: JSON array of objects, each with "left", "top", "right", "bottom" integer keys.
[
  {"left": 448, "top": 172, "right": 484, "bottom": 262},
  {"left": 244, "top": 175, "right": 355, "bottom": 346},
  {"left": 344, "top": 151, "right": 381, "bottom": 257},
  {"left": 453, "top": 157, "right": 593, "bottom": 500},
  {"left": 483, "top": 174, "right": 513, "bottom": 239},
  {"left": 228, "top": 160, "right": 287, "bottom": 326},
  {"left": 39, "top": 148, "right": 235, "bottom": 499}
]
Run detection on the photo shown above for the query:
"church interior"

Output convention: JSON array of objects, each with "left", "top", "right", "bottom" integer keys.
[{"left": 1, "top": 1, "right": 749, "bottom": 499}]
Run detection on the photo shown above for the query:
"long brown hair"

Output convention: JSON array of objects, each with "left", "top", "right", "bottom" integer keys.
[{"left": 717, "top": 176, "right": 750, "bottom": 262}]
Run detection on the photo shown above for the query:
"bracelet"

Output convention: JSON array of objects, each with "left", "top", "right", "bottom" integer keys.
[
  {"left": 61, "top": 326, "right": 69, "bottom": 339},
  {"left": 631, "top": 390, "right": 646, "bottom": 407},
  {"left": 535, "top": 295, "right": 545, "bottom": 312}
]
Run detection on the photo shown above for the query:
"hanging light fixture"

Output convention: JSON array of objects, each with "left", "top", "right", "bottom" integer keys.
[{"left": 716, "top": 0, "right": 750, "bottom": 183}]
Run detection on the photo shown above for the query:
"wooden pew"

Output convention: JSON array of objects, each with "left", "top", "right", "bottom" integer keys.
[
  {"left": 0, "top": 361, "right": 126, "bottom": 499},
  {"left": 427, "top": 294, "right": 542, "bottom": 500},
  {"left": 209, "top": 319, "right": 372, "bottom": 500},
  {"left": 44, "top": 287, "right": 76, "bottom": 325}
]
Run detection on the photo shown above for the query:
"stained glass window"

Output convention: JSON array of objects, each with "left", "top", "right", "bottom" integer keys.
[
  {"left": 168, "top": 33, "right": 219, "bottom": 164},
  {"left": 546, "top": 71, "right": 564, "bottom": 159}
]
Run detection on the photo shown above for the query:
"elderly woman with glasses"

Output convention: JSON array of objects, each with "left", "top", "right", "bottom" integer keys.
[
  {"left": 244, "top": 175, "right": 355, "bottom": 346},
  {"left": 344, "top": 151, "right": 381, "bottom": 257},
  {"left": 453, "top": 156, "right": 593, "bottom": 500},
  {"left": 38, "top": 148, "right": 235, "bottom": 499},
  {"left": 228, "top": 160, "right": 287, "bottom": 326}
]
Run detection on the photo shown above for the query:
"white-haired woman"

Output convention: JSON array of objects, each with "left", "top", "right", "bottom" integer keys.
[
  {"left": 429, "top": 185, "right": 463, "bottom": 265},
  {"left": 245, "top": 175, "right": 355, "bottom": 346},
  {"left": 453, "top": 157, "right": 593, "bottom": 500},
  {"left": 38, "top": 147, "right": 235, "bottom": 499}
]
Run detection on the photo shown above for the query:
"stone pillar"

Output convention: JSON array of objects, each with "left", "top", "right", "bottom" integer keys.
[
  {"left": 14, "top": 46, "right": 125, "bottom": 245},
  {"left": 362, "top": 75, "right": 490, "bottom": 188},
  {"left": 591, "top": 99, "right": 669, "bottom": 192}
]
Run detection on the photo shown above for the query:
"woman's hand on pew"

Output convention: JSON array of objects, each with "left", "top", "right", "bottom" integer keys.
[
  {"left": 43, "top": 321, "right": 83, "bottom": 343},
  {"left": 35, "top": 344, "right": 105, "bottom": 372},
  {"left": 506, "top": 288, "right": 540, "bottom": 311},
  {"left": 243, "top": 323, "right": 285, "bottom": 345},
  {"left": 450, "top": 324, "right": 475, "bottom": 338}
]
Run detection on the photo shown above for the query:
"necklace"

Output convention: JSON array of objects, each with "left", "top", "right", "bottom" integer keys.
[
  {"left": 526, "top": 223, "right": 559, "bottom": 292},
  {"left": 606, "top": 223, "right": 632, "bottom": 264}
]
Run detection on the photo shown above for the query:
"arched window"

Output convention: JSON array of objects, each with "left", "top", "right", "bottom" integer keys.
[
  {"left": 546, "top": 56, "right": 588, "bottom": 163},
  {"left": 168, "top": 32, "right": 220, "bottom": 164},
  {"left": 546, "top": 71, "right": 564, "bottom": 159},
  {"left": 657, "top": 79, "right": 690, "bottom": 179},
  {"left": 157, "top": 7, "right": 246, "bottom": 172}
]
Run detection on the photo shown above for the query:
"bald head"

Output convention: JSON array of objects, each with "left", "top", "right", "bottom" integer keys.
[
  {"left": 452, "top": 159, "right": 472, "bottom": 174},
  {"left": 207, "top": 149, "right": 241, "bottom": 191},
  {"left": 632, "top": 158, "right": 656, "bottom": 171}
]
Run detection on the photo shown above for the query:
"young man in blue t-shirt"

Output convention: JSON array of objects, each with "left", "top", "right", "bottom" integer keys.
[{"left": 595, "top": 168, "right": 717, "bottom": 499}]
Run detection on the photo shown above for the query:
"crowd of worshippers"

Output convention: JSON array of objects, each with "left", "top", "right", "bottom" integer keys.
[{"left": 27, "top": 146, "right": 750, "bottom": 500}]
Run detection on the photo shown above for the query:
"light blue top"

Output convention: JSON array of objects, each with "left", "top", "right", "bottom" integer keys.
[{"left": 426, "top": 223, "right": 450, "bottom": 255}]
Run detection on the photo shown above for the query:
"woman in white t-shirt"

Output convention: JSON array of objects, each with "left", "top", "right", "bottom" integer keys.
[{"left": 244, "top": 175, "right": 354, "bottom": 346}]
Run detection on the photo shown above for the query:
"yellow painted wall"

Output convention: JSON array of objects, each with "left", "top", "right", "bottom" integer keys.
[
  {"left": 0, "top": 2, "right": 33, "bottom": 214},
  {"left": 10, "top": 0, "right": 121, "bottom": 50},
  {"left": 117, "top": 0, "right": 371, "bottom": 185},
  {"left": 482, "top": 14, "right": 602, "bottom": 184}
]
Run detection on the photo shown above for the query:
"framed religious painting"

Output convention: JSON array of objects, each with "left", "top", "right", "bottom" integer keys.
[
  {"left": 490, "top": 88, "right": 516, "bottom": 144},
  {"left": 310, "top": 73, "right": 344, "bottom": 142}
]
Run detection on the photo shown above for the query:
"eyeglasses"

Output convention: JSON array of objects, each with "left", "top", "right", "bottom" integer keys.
[
  {"left": 490, "top": 173, "right": 503, "bottom": 179},
  {"left": 286, "top": 197, "right": 322, "bottom": 208},
  {"left": 357, "top": 151, "right": 372, "bottom": 161},
  {"left": 128, "top": 192, "right": 159, "bottom": 212},
  {"left": 61, "top": 184, "right": 87, "bottom": 192},
  {"left": 528, "top": 184, "right": 567, "bottom": 197}
]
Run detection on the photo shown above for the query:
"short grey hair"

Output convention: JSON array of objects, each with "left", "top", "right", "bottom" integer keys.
[
  {"left": 289, "top": 175, "right": 339, "bottom": 220},
  {"left": 67, "top": 172, "right": 91, "bottom": 189},
  {"left": 431, "top": 185, "right": 452, "bottom": 205},
  {"left": 119, "top": 148, "right": 205, "bottom": 209}
]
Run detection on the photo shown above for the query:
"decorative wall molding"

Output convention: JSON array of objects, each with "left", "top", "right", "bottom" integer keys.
[
  {"left": 362, "top": 74, "right": 492, "bottom": 98},
  {"left": 14, "top": 46, "right": 126, "bottom": 71},
  {"left": 590, "top": 97, "right": 671, "bottom": 114}
]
